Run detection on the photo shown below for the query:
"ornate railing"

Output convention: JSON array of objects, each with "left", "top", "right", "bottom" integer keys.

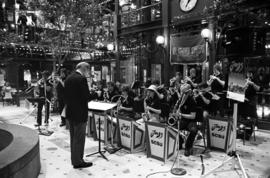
[{"left": 120, "top": 2, "right": 162, "bottom": 28}]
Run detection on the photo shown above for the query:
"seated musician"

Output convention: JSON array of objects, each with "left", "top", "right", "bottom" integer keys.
[
  {"left": 207, "top": 63, "right": 225, "bottom": 116},
  {"left": 176, "top": 83, "right": 197, "bottom": 157},
  {"left": 152, "top": 80, "right": 166, "bottom": 101},
  {"left": 35, "top": 71, "right": 53, "bottom": 127},
  {"left": 144, "top": 85, "right": 162, "bottom": 122},
  {"left": 94, "top": 81, "right": 105, "bottom": 101},
  {"left": 104, "top": 82, "right": 120, "bottom": 102},
  {"left": 193, "top": 88, "right": 211, "bottom": 121},
  {"left": 118, "top": 86, "right": 135, "bottom": 118},
  {"left": 132, "top": 83, "right": 146, "bottom": 119}
]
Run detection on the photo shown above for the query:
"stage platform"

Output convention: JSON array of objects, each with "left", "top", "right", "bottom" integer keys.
[{"left": 0, "top": 103, "right": 270, "bottom": 178}]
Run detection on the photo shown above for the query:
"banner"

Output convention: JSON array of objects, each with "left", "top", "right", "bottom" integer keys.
[
  {"left": 227, "top": 60, "right": 246, "bottom": 102},
  {"left": 170, "top": 34, "right": 205, "bottom": 64},
  {"left": 119, "top": 119, "right": 132, "bottom": 149},
  {"left": 147, "top": 125, "right": 166, "bottom": 159},
  {"left": 209, "top": 118, "right": 229, "bottom": 151}
]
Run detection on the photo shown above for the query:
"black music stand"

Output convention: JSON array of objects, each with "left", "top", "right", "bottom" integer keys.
[
  {"left": 201, "top": 103, "right": 247, "bottom": 178},
  {"left": 86, "top": 101, "right": 117, "bottom": 161},
  {"left": 86, "top": 113, "right": 108, "bottom": 161}
]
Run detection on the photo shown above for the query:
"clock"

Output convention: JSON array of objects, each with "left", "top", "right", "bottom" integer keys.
[{"left": 179, "top": 0, "right": 198, "bottom": 12}]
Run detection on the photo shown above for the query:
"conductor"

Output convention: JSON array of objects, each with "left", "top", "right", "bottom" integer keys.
[{"left": 64, "top": 62, "right": 93, "bottom": 169}]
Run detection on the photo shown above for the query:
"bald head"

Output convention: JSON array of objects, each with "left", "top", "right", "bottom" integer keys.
[
  {"left": 76, "top": 62, "right": 90, "bottom": 77},
  {"left": 76, "top": 62, "right": 89, "bottom": 69}
]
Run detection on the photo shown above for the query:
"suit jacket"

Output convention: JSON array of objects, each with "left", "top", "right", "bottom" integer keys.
[{"left": 64, "top": 71, "right": 92, "bottom": 123}]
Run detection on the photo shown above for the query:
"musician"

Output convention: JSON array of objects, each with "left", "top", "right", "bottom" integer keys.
[
  {"left": 1, "top": 82, "right": 13, "bottom": 103},
  {"left": 94, "top": 81, "right": 105, "bottom": 101},
  {"left": 104, "top": 82, "right": 120, "bottom": 102},
  {"left": 176, "top": 83, "right": 197, "bottom": 157},
  {"left": 118, "top": 86, "right": 135, "bottom": 117},
  {"left": 239, "top": 70, "right": 260, "bottom": 137},
  {"left": 170, "top": 72, "right": 182, "bottom": 90},
  {"left": 185, "top": 68, "right": 202, "bottom": 89},
  {"left": 132, "top": 82, "right": 146, "bottom": 118},
  {"left": 35, "top": 71, "right": 53, "bottom": 127},
  {"left": 193, "top": 88, "right": 211, "bottom": 124},
  {"left": 144, "top": 85, "right": 162, "bottom": 122},
  {"left": 56, "top": 68, "right": 68, "bottom": 127},
  {"left": 207, "top": 63, "right": 225, "bottom": 116}
]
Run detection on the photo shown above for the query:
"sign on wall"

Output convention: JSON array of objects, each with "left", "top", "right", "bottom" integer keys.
[{"left": 170, "top": 34, "right": 205, "bottom": 64}]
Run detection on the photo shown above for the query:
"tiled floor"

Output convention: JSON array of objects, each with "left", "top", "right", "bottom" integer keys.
[{"left": 1, "top": 102, "right": 270, "bottom": 178}]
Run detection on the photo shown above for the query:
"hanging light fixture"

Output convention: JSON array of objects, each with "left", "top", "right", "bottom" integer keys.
[
  {"left": 201, "top": 28, "right": 211, "bottom": 40},
  {"left": 107, "top": 43, "right": 114, "bottom": 51},
  {"left": 156, "top": 35, "right": 165, "bottom": 45}
]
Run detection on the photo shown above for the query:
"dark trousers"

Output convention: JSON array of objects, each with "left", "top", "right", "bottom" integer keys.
[
  {"left": 69, "top": 121, "right": 87, "bottom": 166},
  {"left": 210, "top": 97, "right": 225, "bottom": 117},
  {"left": 37, "top": 101, "right": 50, "bottom": 125},
  {"left": 58, "top": 98, "right": 66, "bottom": 124},
  {"left": 179, "top": 120, "right": 198, "bottom": 150}
]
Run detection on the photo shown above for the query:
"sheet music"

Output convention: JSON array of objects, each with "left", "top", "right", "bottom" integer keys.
[{"left": 88, "top": 101, "right": 117, "bottom": 111}]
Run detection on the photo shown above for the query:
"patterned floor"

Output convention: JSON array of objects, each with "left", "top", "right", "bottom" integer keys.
[{"left": 0, "top": 101, "right": 270, "bottom": 178}]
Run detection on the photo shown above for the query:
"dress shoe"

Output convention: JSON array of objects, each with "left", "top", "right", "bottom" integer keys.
[
  {"left": 184, "top": 149, "right": 193, "bottom": 157},
  {"left": 34, "top": 123, "right": 41, "bottom": 127},
  {"left": 59, "top": 122, "right": 66, "bottom": 127},
  {"left": 73, "top": 162, "right": 93, "bottom": 169}
]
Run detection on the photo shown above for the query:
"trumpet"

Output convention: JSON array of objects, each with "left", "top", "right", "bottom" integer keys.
[{"left": 207, "top": 73, "right": 218, "bottom": 86}]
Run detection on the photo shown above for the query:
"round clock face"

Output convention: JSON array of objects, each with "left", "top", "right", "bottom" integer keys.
[{"left": 179, "top": 0, "right": 198, "bottom": 12}]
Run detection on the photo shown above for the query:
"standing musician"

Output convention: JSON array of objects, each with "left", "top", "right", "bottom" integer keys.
[
  {"left": 239, "top": 70, "right": 261, "bottom": 139},
  {"left": 207, "top": 63, "right": 225, "bottom": 116},
  {"left": 35, "top": 71, "right": 53, "bottom": 127},
  {"left": 175, "top": 83, "right": 197, "bottom": 157},
  {"left": 56, "top": 68, "right": 68, "bottom": 127},
  {"left": 143, "top": 85, "right": 162, "bottom": 122},
  {"left": 185, "top": 68, "right": 202, "bottom": 89}
]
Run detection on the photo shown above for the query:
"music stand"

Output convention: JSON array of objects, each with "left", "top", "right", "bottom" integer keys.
[
  {"left": 86, "top": 101, "right": 117, "bottom": 161},
  {"left": 201, "top": 103, "right": 248, "bottom": 178}
]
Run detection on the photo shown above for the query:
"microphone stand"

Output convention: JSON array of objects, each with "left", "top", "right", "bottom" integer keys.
[{"left": 170, "top": 117, "right": 187, "bottom": 176}]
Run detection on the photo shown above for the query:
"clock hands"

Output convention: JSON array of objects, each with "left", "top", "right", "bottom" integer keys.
[{"left": 185, "top": 0, "right": 191, "bottom": 8}]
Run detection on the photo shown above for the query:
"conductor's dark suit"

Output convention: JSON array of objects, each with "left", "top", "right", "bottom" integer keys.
[{"left": 64, "top": 71, "right": 92, "bottom": 166}]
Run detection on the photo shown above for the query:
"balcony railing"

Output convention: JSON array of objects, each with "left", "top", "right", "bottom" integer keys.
[{"left": 120, "top": 2, "right": 162, "bottom": 28}]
